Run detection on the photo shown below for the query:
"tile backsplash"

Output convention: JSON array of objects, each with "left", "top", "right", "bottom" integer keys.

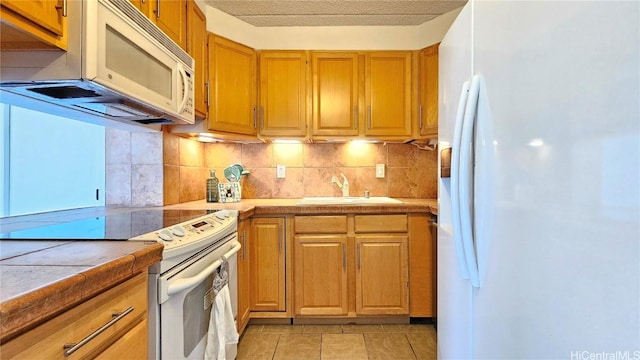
[
  {"left": 162, "top": 131, "right": 437, "bottom": 205},
  {"left": 106, "top": 128, "right": 163, "bottom": 207}
]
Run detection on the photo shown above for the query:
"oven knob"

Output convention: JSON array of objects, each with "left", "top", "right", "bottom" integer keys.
[
  {"left": 215, "top": 211, "right": 227, "bottom": 220},
  {"left": 159, "top": 229, "right": 174, "bottom": 241},
  {"left": 171, "top": 226, "right": 186, "bottom": 237}
]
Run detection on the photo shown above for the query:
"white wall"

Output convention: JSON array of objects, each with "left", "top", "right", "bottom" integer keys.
[{"left": 205, "top": 6, "right": 463, "bottom": 50}]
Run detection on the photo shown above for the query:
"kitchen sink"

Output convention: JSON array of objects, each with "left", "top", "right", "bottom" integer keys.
[{"left": 296, "top": 197, "right": 403, "bottom": 205}]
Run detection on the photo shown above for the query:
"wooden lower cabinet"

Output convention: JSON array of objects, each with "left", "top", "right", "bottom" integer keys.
[
  {"left": 237, "top": 218, "right": 251, "bottom": 334},
  {"left": 293, "top": 214, "right": 411, "bottom": 318},
  {"left": 250, "top": 217, "right": 286, "bottom": 312},
  {"left": 0, "top": 272, "right": 148, "bottom": 359},
  {"left": 294, "top": 235, "right": 349, "bottom": 316},
  {"left": 408, "top": 214, "right": 434, "bottom": 317},
  {"left": 355, "top": 235, "right": 409, "bottom": 315}
]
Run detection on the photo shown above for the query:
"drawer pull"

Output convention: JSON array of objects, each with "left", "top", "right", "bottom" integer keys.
[{"left": 63, "top": 306, "right": 134, "bottom": 357}]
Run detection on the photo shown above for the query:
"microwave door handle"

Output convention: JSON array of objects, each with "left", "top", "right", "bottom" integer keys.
[{"left": 177, "top": 65, "right": 189, "bottom": 113}]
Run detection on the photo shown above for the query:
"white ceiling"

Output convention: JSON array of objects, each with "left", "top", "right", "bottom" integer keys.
[{"left": 203, "top": 0, "right": 467, "bottom": 27}]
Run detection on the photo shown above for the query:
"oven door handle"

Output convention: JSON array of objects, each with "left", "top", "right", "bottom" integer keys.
[{"left": 158, "top": 241, "right": 241, "bottom": 304}]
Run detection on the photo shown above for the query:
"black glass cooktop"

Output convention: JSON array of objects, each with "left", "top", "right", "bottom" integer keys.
[{"left": 0, "top": 209, "right": 214, "bottom": 240}]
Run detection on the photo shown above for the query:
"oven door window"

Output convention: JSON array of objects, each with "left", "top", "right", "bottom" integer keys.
[{"left": 182, "top": 273, "right": 214, "bottom": 357}]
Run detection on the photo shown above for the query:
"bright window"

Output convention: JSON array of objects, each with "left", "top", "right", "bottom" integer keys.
[{"left": 0, "top": 104, "right": 105, "bottom": 217}]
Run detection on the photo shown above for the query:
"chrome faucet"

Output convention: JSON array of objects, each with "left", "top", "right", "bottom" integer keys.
[{"left": 331, "top": 173, "right": 350, "bottom": 197}]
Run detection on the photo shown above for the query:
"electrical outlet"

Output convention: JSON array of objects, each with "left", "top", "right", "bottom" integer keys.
[
  {"left": 276, "top": 164, "right": 286, "bottom": 178},
  {"left": 376, "top": 164, "right": 385, "bottom": 178}
]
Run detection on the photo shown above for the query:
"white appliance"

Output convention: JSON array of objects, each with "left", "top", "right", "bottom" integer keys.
[
  {"left": 438, "top": 1, "right": 639, "bottom": 359},
  {"left": 130, "top": 209, "right": 240, "bottom": 360},
  {"left": 0, "top": 0, "right": 194, "bottom": 127}
]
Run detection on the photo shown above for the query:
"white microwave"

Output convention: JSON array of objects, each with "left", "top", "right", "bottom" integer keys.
[{"left": 0, "top": 0, "right": 195, "bottom": 127}]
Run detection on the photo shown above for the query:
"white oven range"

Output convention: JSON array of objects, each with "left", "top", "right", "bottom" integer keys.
[{"left": 129, "top": 209, "right": 240, "bottom": 360}]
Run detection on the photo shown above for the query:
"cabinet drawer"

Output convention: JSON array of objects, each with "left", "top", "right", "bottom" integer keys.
[
  {"left": 295, "top": 216, "right": 348, "bottom": 234},
  {"left": 1, "top": 272, "right": 148, "bottom": 359},
  {"left": 354, "top": 215, "right": 408, "bottom": 233}
]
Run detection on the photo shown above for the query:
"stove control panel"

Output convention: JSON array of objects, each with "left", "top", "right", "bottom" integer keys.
[{"left": 129, "top": 209, "right": 239, "bottom": 253}]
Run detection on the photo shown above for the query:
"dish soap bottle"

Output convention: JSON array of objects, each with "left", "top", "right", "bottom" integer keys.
[{"left": 206, "top": 170, "right": 219, "bottom": 203}]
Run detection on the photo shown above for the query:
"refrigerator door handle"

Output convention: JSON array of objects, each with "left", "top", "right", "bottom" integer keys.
[
  {"left": 459, "top": 74, "right": 482, "bottom": 288},
  {"left": 451, "top": 81, "right": 471, "bottom": 280}
]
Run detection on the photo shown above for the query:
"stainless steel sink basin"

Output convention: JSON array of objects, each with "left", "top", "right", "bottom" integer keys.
[{"left": 296, "top": 196, "right": 403, "bottom": 205}]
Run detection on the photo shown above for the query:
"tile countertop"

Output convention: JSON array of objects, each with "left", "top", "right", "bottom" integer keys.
[
  {"left": 0, "top": 240, "right": 163, "bottom": 343},
  {"left": 0, "top": 197, "right": 436, "bottom": 342},
  {"left": 163, "top": 198, "right": 439, "bottom": 218}
]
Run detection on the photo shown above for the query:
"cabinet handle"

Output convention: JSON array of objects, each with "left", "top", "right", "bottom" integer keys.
[
  {"left": 205, "top": 81, "right": 210, "bottom": 106},
  {"left": 155, "top": 0, "right": 160, "bottom": 18},
  {"left": 63, "top": 306, "right": 134, "bottom": 357},
  {"left": 253, "top": 107, "right": 257, "bottom": 129},
  {"left": 357, "top": 243, "right": 361, "bottom": 270},
  {"left": 354, "top": 106, "right": 358, "bottom": 129},
  {"left": 419, "top": 104, "right": 423, "bottom": 129},
  {"left": 241, "top": 231, "right": 246, "bottom": 260},
  {"left": 56, "top": 0, "right": 68, "bottom": 17},
  {"left": 367, "top": 106, "right": 371, "bottom": 129},
  {"left": 342, "top": 243, "right": 346, "bottom": 271}
]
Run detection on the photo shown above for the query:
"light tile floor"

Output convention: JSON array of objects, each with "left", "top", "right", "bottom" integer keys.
[{"left": 237, "top": 324, "right": 437, "bottom": 360}]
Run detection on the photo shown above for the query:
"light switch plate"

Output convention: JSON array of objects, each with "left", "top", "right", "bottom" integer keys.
[
  {"left": 375, "top": 164, "right": 385, "bottom": 178},
  {"left": 276, "top": 164, "right": 286, "bottom": 178}
]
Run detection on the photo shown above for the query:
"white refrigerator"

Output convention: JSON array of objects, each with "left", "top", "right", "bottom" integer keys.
[{"left": 438, "top": 1, "right": 639, "bottom": 359}]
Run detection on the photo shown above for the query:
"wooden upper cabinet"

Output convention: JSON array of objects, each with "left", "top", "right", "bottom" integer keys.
[
  {"left": 364, "top": 52, "right": 413, "bottom": 137},
  {"left": 207, "top": 35, "right": 258, "bottom": 136},
  {"left": 150, "top": 0, "right": 187, "bottom": 49},
  {"left": 259, "top": 51, "right": 308, "bottom": 138},
  {"left": 1, "top": 0, "right": 66, "bottom": 50},
  {"left": 187, "top": 0, "right": 207, "bottom": 119},
  {"left": 418, "top": 44, "right": 439, "bottom": 138},
  {"left": 3, "top": 0, "right": 63, "bottom": 36},
  {"left": 311, "top": 52, "right": 360, "bottom": 137},
  {"left": 128, "top": 0, "right": 150, "bottom": 15}
]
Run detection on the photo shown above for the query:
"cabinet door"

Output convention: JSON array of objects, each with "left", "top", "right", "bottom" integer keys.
[
  {"left": 259, "top": 51, "right": 308, "bottom": 138},
  {"left": 150, "top": 0, "right": 187, "bottom": 49},
  {"left": 0, "top": 273, "right": 148, "bottom": 359},
  {"left": 95, "top": 319, "right": 148, "bottom": 360},
  {"left": 208, "top": 35, "right": 258, "bottom": 136},
  {"left": 311, "top": 52, "right": 360, "bottom": 137},
  {"left": 408, "top": 214, "right": 434, "bottom": 317},
  {"left": 187, "top": 0, "right": 207, "bottom": 118},
  {"left": 2, "top": 0, "right": 63, "bottom": 36},
  {"left": 237, "top": 219, "right": 251, "bottom": 334},
  {"left": 294, "top": 235, "right": 348, "bottom": 316},
  {"left": 364, "top": 52, "right": 413, "bottom": 137},
  {"left": 250, "top": 218, "right": 285, "bottom": 311},
  {"left": 355, "top": 235, "right": 409, "bottom": 315},
  {"left": 419, "top": 44, "right": 439, "bottom": 137},
  {"left": 128, "top": 0, "right": 149, "bottom": 15}
]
